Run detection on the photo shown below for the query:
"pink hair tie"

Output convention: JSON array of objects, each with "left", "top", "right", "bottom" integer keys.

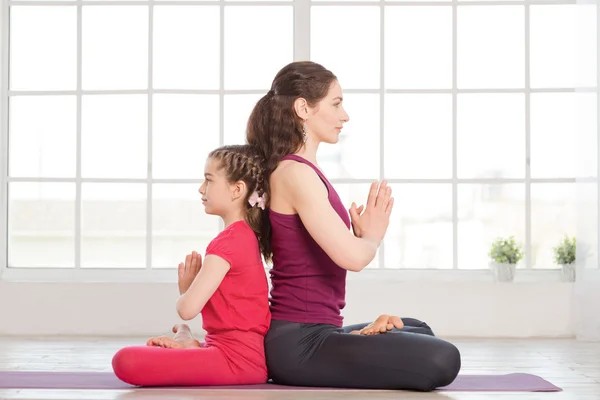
[{"left": 248, "top": 191, "right": 267, "bottom": 210}]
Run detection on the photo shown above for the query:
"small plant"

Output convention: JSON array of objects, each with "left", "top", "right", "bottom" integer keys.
[
  {"left": 488, "top": 236, "right": 524, "bottom": 264},
  {"left": 553, "top": 236, "right": 576, "bottom": 265}
]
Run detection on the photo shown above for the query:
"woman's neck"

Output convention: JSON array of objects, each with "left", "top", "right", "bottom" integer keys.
[{"left": 294, "top": 139, "right": 320, "bottom": 165}]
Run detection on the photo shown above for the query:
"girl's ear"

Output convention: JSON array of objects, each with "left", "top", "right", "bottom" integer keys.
[{"left": 230, "top": 180, "right": 247, "bottom": 202}]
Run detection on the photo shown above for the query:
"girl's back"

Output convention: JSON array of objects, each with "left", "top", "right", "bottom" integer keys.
[
  {"left": 202, "top": 219, "right": 270, "bottom": 338},
  {"left": 202, "top": 219, "right": 270, "bottom": 374}
]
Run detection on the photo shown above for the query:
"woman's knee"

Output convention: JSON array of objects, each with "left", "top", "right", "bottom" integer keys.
[{"left": 429, "top": 342, "right": 461, "bottom": 389}]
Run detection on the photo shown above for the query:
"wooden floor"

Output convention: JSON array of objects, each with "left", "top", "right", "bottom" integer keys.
[{"left": 0, "top": 337, "right": 598, "bottom": 400}]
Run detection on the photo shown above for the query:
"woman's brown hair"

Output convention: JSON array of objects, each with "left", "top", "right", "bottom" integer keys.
[{"left": 245, "top": 61, "right": 337, "bottom": 262}]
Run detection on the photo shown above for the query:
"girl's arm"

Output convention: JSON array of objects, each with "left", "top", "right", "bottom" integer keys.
[{"left": 176, "top": 255, "right": 230, "bottom": 321}]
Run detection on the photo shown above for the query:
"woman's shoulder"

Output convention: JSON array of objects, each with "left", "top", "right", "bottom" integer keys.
[{"left": 273, "top": 160, "right": 322, "bottom": 189}]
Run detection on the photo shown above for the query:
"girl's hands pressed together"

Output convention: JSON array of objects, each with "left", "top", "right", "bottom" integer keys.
[{"left": 178, "top": 251, "right": 202, "bottom": 295}]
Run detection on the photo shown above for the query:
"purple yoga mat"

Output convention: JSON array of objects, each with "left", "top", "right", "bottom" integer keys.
[{"left": 0, "top": 371, "right": 561, "bottom": 392}]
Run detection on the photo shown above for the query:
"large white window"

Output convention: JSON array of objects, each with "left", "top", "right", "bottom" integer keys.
[{"left": 0, "top": 0, "right": 597, "bottom": 275}]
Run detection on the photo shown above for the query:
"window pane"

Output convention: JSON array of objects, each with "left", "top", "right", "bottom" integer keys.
[
  {"left": 311, "top": 6, "right": 380, "bottom": 89},
  {"left": 576, "top": 92, "right": 598, "bottom": 178},
  {"left": 531, "top": 184, "right": 576, "bottom": 269},
  {"left": 384, "top": 94, "right": 452, "bottom": 179},
  {"left": 153, "top": 95, "right": 219, "bottom": 179},
  {"left": 8, "top": 183, "right": 75, "bottom": 268},
  {"left": 224, "top": 94, "right": 262, "bottom": 145},
  {"left": 81, "top": 184, "right": 146, "bottom": 268},
  {"left": 318, "top": 94, "right": 379, "bottom": 179},
  {"left": 458, "top": 184, "right": 525, "bottom": 269},
  {"left": 10, "top": 7, "right": 76, "bottom": 91},
  {"left": 82, "top": 6, "right": 148, "bottom": 90},
  {"left": 153, "top": 6, "right": 219, "bottom": 90},
  {"left": 576, "top": 4, "right": 598, "bottom": 88},
  {"left": 457, "top": 94, "right": 525, "bottom": 178},
  {"left": 576, "top": 182, "right": 599, "bottom": 270},
  {"left": 9, "top": 96, "right": 76, "bottom": 178},
  {"left": 458, "top": 6, "right": 524, "bottom": 88},
  {"left": 384, "top": 184, "right": 452, "bottom": 269},
  {"left": 531, "top": 5, "right": 597, "bottom": 88},
  {"left": 531, "top": 93, "right": 582, "bottom": 178},
  {"left": 82, "top": 95, "right": 147, "bottom": 178},
  {"left": 331, "top": 183, "right": 379, "bottom": 268},
  {"left": 224, "top": 7, "right": 293, "bottom": 90},
  {"left": 385, "top": 6, "right": 452, "bottom": 89},
  {"left": 152, "top": 184, "right": 220, "bottom": 268}
]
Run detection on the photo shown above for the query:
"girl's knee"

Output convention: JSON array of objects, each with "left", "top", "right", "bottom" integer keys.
[{"left": 112, "top": 347, "right": 141, "bottom": 385}]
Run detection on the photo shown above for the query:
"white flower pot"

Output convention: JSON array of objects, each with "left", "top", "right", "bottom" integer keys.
[
  {"left": 489, "top": 262, "right": 516, "bottom": 282},
  {"left": 559, "top": 263, "right": 576, "bottom": 282}
]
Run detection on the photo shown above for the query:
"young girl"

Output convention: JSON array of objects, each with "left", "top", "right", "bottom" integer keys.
[{"left": 112, "top": 144, "right": 271, "bottom": 387}]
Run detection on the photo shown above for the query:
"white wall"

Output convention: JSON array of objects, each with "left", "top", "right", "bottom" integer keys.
[{"left": 0, "top": 279, "right": 574, "bottom": 338}]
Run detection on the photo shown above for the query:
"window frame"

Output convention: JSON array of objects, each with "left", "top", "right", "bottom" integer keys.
[{"left": 0, "top": 0, "right": 596, "bottom": 283}]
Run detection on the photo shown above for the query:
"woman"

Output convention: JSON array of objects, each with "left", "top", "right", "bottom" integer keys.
[{"left": 246, "top": 61, "right": 461, "bottom": 391}]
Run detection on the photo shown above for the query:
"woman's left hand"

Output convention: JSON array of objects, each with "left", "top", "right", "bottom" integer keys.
[{"left": 349, "top": 314, "right": 404, "bottom": 335}]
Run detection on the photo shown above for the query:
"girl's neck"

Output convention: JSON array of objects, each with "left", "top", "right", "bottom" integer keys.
[{"left": 221, "top": 209, "right": 246, "bottom": 228}]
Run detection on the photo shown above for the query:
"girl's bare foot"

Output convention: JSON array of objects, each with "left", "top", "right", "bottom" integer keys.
[
  {"left": 171, "top": 323, "right": 202, "bottom": 348},
  {"left": 146, "top": 324, "right": 202, "bottom": 349},
  {"left": 146, "top": 336, "right": 184, "bottom": 348}
]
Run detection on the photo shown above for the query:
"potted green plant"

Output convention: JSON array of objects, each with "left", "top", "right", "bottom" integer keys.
[
  {"left": 553, "top": 236, "right": 576, "bottom": 282},
  {"left": 488, "top": 236, "right": 524, "bottom": 282}
]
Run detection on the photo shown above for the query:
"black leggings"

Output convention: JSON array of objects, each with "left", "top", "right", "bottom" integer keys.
[{"left": 265, "top": 318, "right": 461, "bottom": 391}]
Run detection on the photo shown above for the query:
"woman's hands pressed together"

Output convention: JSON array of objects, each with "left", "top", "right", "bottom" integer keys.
[{"left": 349, "top": 181, "right": 394, "bottom": 246}]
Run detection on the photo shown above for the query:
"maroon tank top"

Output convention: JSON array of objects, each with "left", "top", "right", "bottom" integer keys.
[{"left": 268, "top": 154, "right": 351, "bottom": 327}]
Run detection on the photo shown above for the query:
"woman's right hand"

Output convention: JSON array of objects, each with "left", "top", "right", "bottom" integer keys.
[{"left": 349, "top": 181, "right": 394, "bottom": 245}]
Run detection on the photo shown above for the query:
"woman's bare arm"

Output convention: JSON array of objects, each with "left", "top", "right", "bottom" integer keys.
[{"left": 277, "top": 162, "right": 387, "bottom": 272}]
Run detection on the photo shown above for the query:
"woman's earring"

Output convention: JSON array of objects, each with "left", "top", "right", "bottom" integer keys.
[{"left": 302, "top": 121, "right": 308, "bottom": 143}]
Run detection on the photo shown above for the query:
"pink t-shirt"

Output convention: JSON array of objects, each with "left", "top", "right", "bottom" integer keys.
[{"left": 202, "top": 220, "right": 271, "bottom": 371}]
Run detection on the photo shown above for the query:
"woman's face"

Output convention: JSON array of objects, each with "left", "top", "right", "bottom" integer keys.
[{"left": 305, "top": 80, "right": 350, "bottom": 144}]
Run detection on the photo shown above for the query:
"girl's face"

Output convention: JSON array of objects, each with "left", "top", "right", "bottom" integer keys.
[{"left": 198, "top": 157, "right": 236, "bottom": 216}]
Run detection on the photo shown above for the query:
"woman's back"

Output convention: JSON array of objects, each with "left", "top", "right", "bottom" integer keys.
[{"left": 268, "top": 155, "right": 350, "bottom": 327}]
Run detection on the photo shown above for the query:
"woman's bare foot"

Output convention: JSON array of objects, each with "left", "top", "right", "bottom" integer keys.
[{"left": 146, "top": 324, "right": 202, "bottom": 349}]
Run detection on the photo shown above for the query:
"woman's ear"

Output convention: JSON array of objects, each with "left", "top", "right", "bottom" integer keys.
[
  {"left": 230, "top": 180, "right": 247, "bottom": 202},
  {"left": 293, "top": 97, "right": 309, "bottom": 120}
]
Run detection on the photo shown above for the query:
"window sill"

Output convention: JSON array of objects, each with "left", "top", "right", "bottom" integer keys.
[
  {"left": 347, "top": 268, "right": 573, "bottom": 283},
  {"left": 0, "top": 265, "right": 576, "bottom": 283}
]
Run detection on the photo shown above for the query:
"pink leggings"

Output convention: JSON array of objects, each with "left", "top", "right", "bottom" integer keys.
[{"left": 112, "top": 345, "right": 267, "bottom": 387}]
